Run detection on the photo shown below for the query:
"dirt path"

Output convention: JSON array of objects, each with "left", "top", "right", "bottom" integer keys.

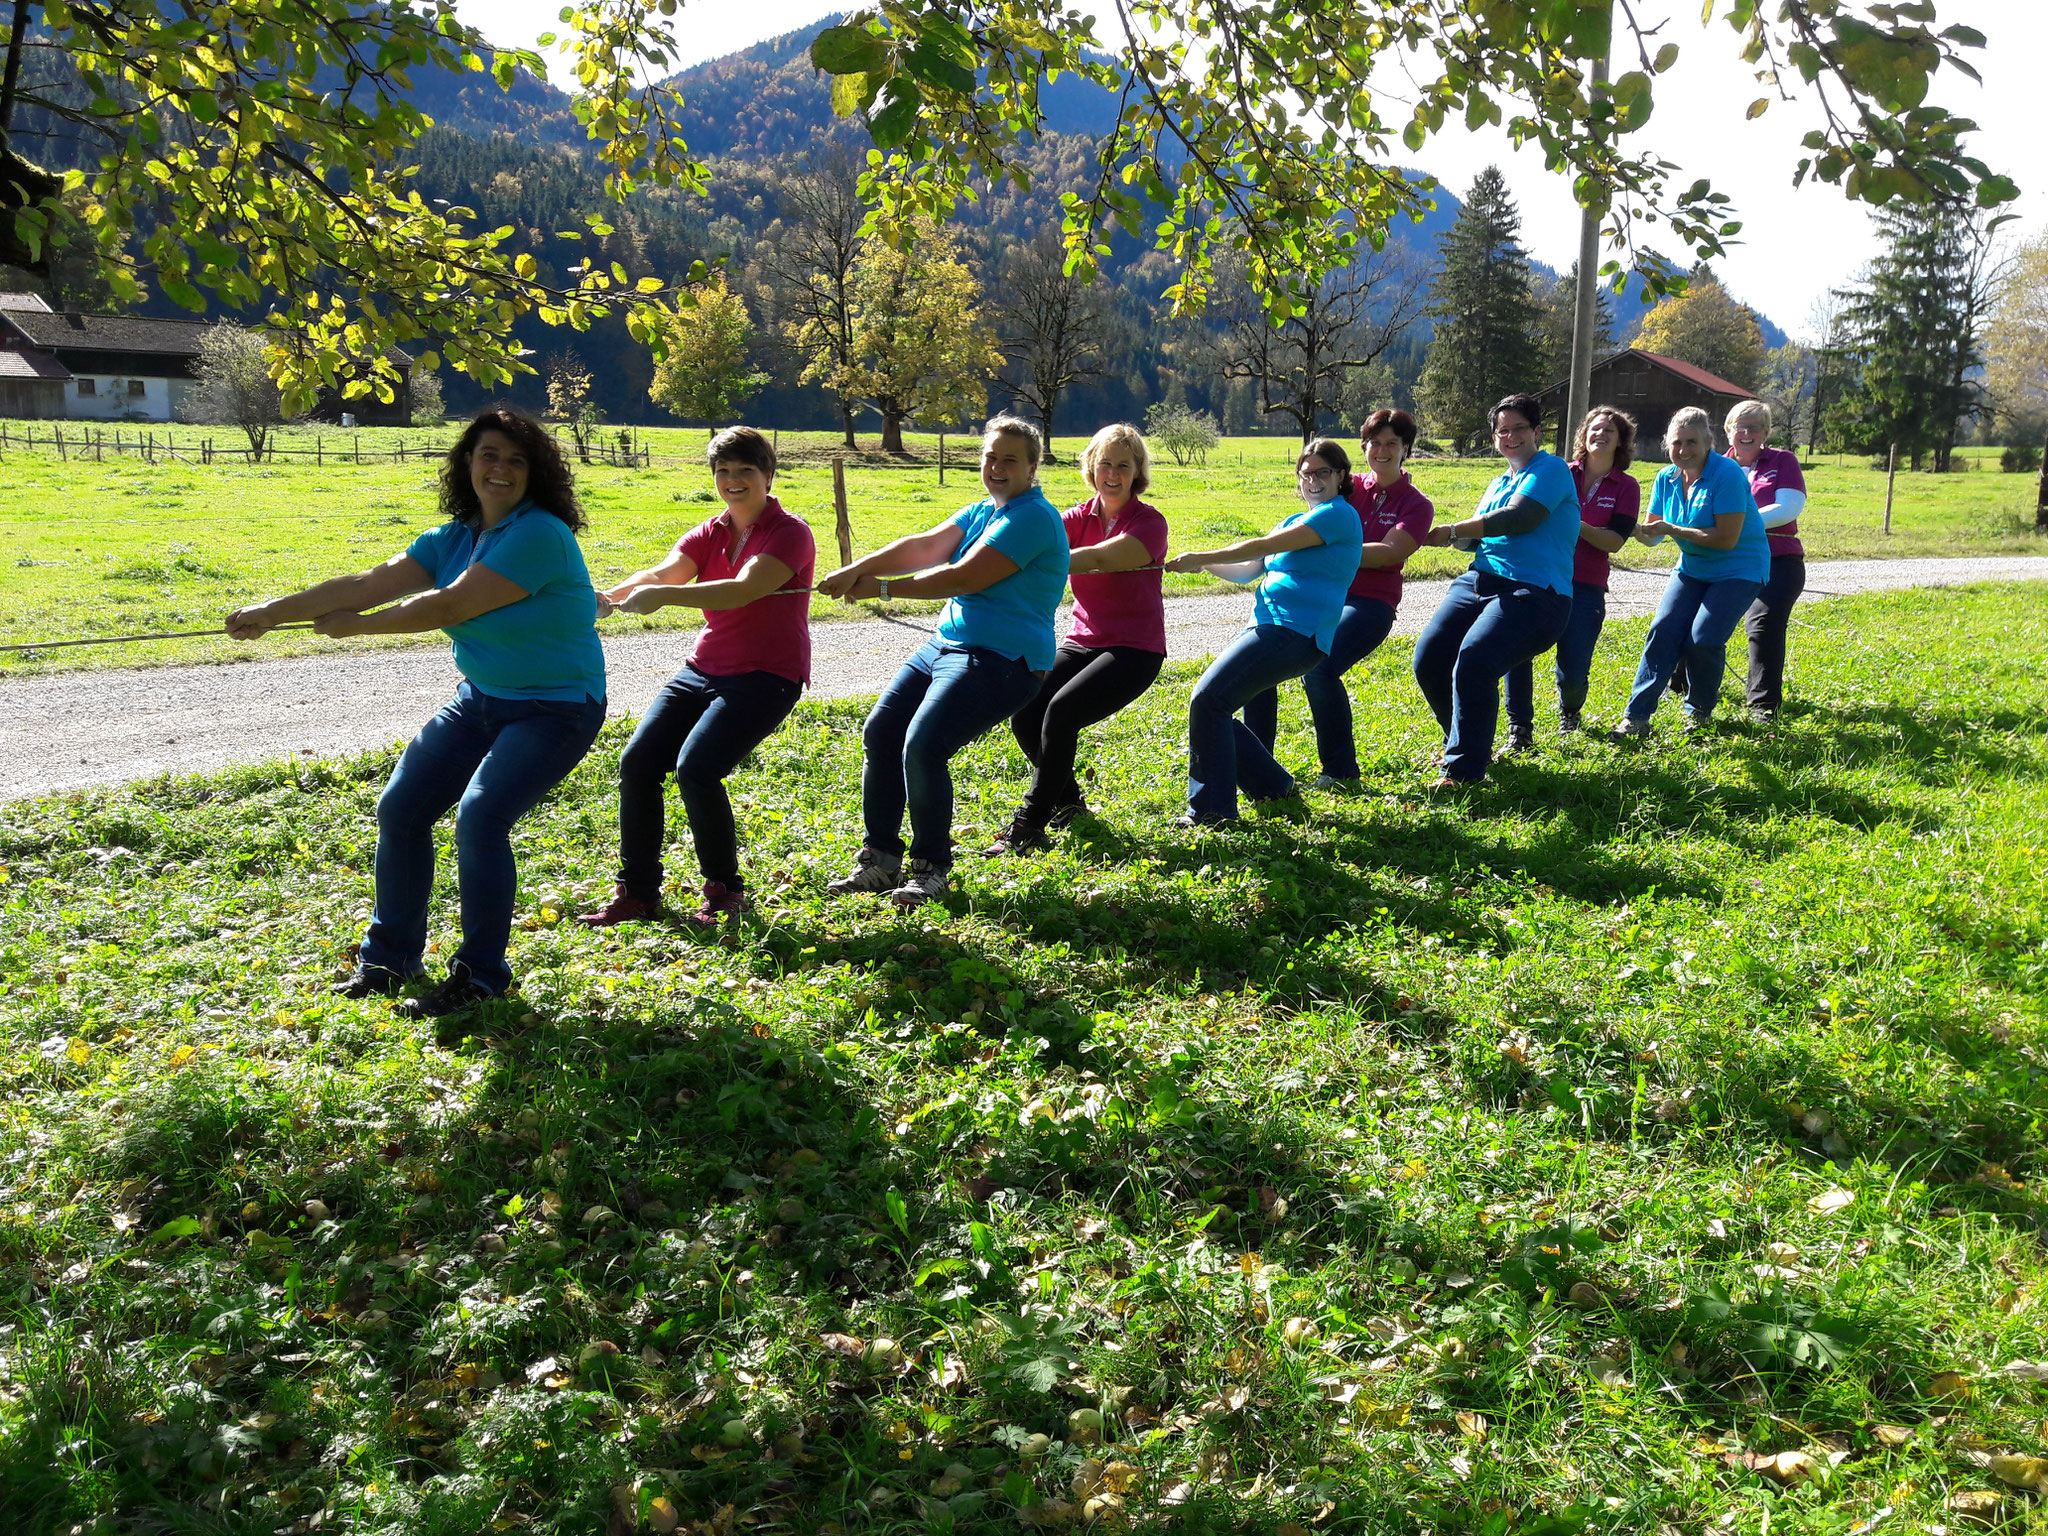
[{"left": 4, "top": 555, "right": 2044, "bottom": 799}]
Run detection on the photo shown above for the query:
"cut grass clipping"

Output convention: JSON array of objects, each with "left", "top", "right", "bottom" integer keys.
[{"left": 2, "top": 582, "right": 2047, "bottom": 1535}]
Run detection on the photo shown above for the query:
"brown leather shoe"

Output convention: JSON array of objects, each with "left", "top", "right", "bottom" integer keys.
[{"left": 575, "top": 886, "right": 659, "bottom": 927}]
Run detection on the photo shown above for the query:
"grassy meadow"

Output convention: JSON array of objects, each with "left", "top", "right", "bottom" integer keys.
[
  {"left": 2, "top": 582, "right": 2047, "bottom": 1533},
  {"left": 0, "top": 423, "right": 2040, "bottom": 674}
]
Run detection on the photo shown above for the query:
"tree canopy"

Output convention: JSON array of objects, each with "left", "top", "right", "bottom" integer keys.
[
  {"left": 0, "top": 1, "right": 2016, "bottom": 409},
  {"left": 1634, "top": 271, "right": 1768, "bottom": 394}
]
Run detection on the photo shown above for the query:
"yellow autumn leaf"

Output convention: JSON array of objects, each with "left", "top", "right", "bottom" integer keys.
[
  {"left": 67, "top": 1038, "right": 91, "bottom": 1064},
  {"left": 1808, "top": 1187, "right": 1855, "bottom": 1214},
  {"left": 169, "top": 1044, "right": 197, "bottom": 1068}
]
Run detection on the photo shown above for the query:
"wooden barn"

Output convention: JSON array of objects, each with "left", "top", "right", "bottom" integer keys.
[
  {"left": 1535, "top": 347, "right": 1754, "bottom": 458},
  {"left": 301, "top": 347, "right": 417, "bottom": 427}
]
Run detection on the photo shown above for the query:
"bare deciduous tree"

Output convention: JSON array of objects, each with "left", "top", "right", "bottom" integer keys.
[
  {"left": 183, "top": 322, "right": 282, "bottom": 459},
  {"left": 1213, "top": 243, "right": 1430, "bottom": 444},
  {"left": 758, "top": 155, "right": 866, "bottom": 448},
  {"left": 993, "top": 227, "right": 1111, "bottom": 456}
]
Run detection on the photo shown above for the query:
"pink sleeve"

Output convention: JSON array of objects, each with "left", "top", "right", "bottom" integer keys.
[
  {"left": 676, "top": 518, "right": 719, "bottom": 567},
  {"left": 765, "top": 517, "right": 816, "bottom": 574},
  {"left": 1136, "top": 506, "right": 1170, "bottom": 561},
  {"left": 1394, "top": 490, "right": 1434, "bottom": 543},
  {"left": 1614, "top": 475, "right": 1641, "bottom": 519},
  {"left": 1778, "top": 450, "right": 1806, "bottom": 494}
]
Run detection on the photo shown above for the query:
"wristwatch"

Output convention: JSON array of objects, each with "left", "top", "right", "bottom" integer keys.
[{"left": 877, "top": 578, "right": 893, "bottom": 599}]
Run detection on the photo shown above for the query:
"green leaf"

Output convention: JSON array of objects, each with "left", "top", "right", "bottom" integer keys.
[
  {"left": 1745, "top": 97, "right": 1769, "bottom": 120},
  {"left": 811, "top": 23, "right": 890, "bottom": 76},
  {"left": 885, "top": 1188, "right": 910, "bottom": 1237},
  {"left": 903, "top": 40, "right": 975, "bottom": 95},
  {"left": 1612, "top": 70, "right": 1654, "bottom": 130},
  {"left": 868, "top": 79, "right": 921, "bottom": 148},
  {"left": 1653, "top": 43, "right": 1680, "bottom": 73},
  {"left": 831, "top": 70, "right": 881, "bottom": 117},
  {"left": 148, "top": 1216, "right": 203, "bottom": 1244}
]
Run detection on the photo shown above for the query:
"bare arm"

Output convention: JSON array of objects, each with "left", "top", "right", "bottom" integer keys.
[
  {"left": 226, "top": 554, "right": 430, "bottom": 638},
  {"left": 816, "top": 521, "right": 967, "bottom": 599},
  {"left": 315, "top": 562, "right": 530, "bottom": 637},
  {"left": 617, "top": 554, "right": 796, "bottom": 614},
  {"left": 1165, "top": 520, "right": 1325, "bottom": 572},
  {"left": 1356, "top": 527, "right": 1421, "bottom": 570},
  {"left": 601, "top": 547, "right": 698, "bottom": 609},
  {"left": 1639, "top": 509, "right": 1745, "bottom": 552},
  {"left": 831, "top": 542, "right": 1021, "bottom": 602},
  {"left": 1067, "top": 532, "right": 1155, "bottom": 575}
]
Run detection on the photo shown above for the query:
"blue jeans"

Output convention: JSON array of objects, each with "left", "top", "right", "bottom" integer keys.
[
  {"left": 1626, "top": 570, "right": 1765, "bottom": 722},
  {"left": 1412, "top": 569, "right": 1572, "bottom": 781},
  {"left": 616, "top": 664, "right": 802, "bottom": 897},
  {"left": 1243, "top": 597, "right": 1398, "bottom": 780},
  {"left": 1505, "top": 581, "right": 1607, "bottom": 729},
  {"left": 862, "top": 640, "right": 1045, "bottom": 868},
  {"left": 360, "top": 682, "right": 606, "bottom": 994},
  {"left": 1187, "top": 624, "right": 1325, "bottom": 821}
]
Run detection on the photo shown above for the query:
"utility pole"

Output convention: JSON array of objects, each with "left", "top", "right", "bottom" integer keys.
[{"left": 1563, "top": 25, "right": 1611, "bottom": 455}]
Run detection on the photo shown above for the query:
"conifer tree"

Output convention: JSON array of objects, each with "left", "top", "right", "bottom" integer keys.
[{"left": 1417, "top": 168, "right": 1542, "bottom": 453}]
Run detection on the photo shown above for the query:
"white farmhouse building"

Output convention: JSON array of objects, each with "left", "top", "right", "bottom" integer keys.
[{"left": 0, "top": 296, "right": 208, "bottom": 421}]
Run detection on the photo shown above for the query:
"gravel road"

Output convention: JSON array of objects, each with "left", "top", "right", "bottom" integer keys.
[{"left": 3, "top": 555, "right": 2044, "bottom": 799}]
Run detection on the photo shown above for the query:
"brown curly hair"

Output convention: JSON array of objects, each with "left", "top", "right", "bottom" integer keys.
[
  {"left": 1571, "top": 407, "right": 1638, "bottom": 473},
  {"left": 440, "top": 406, "right": 586, "bottom": 532}
]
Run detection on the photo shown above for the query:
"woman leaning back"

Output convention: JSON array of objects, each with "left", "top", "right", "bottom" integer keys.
[
  {"left": 1501, "top": 406, "right": 1642, "bottom": 744},
  {"left": 1412, "top": 392, "right": 1581, "bottom": 785},
  {"left": 1612, "top": 405, "right": 1769, "bottom": 738},
  {"left": 1725, "top": 399, "right": 1809, "bottom": 721},
  {"left": 985, "top": 422, "right": 1169, "bottom": 855},
  {"left": 1164, "top": 438, "right": 1364, "bottom": 824},
  {"left": 226, "top": 406, "right": 607, "bottom": 1018},
  {"left": 815, "top": 415, "right": 1069, "bottom": 908},
  {"left": 576, "top": 425, "right": 815, "bottom": 930},
  {"left": 1242, "top": 407, "right": 1435, "bottom": 787}
]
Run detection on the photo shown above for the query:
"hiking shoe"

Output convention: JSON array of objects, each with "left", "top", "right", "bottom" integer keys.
[
  {"left": 684, "top": 880, "right": 749, "bottom": 928},
  {"left": 982, "top": 818, "right": 1047, "bottom": 857},
  {"left": 575, "top": 885, "right": 659, "bottom": 928},
  {"left": 332, "top": 964, "right": 415, "bottom": 1000},
  {"left": 889, "top": 858, "right": 950, "bottom": 909},
  {"left": 1311, "top": 773, "right": 1359, "bottom": 792},
  {"left": 397, "top": 962, "right": 497, "bottom": 1020},
  {"left": 1500, "top": 725, "right": 1535, "bottom": 756},
  {"left": 1683, "top": 711, "right": 1714, "bottom": 736},
  {"left": 1609, "top": 716, "right": 1652, "bottom": 742},
  {"left": 1558, "top": 711, "right": 1583, "bottom": 735},
  {"left": 1747, "top": 707, "right": 1777, "bottom": 726},
  {"left": 827, "top": 847, "right": 902, "bottom": 895}
]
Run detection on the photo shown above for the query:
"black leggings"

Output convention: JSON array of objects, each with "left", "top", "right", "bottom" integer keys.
[{"left": 1008, "top": 642, "right": 1165, "bottom": 828}]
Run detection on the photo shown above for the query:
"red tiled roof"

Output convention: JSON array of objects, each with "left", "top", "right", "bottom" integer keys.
[{"left": 1632, "top": 349, "right": 1752, "bottom": 398}]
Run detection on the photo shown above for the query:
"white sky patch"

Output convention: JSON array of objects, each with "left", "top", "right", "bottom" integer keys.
[{"left": 457, "top": 0, "right": 2041, "bottom": 339}]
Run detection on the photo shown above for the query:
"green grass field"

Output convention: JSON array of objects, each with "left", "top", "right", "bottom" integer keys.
[
  {"left": 3, "top": 583, "right": 2047, "bottom": 1534},
  {"left": 0, "top": 423, "right": 2039, "bottom": 674}
]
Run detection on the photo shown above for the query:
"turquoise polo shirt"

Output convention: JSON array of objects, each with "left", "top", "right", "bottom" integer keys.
[
  {"left": 1472, "top": 450, "right": 1582, "bottom": 596},
  {"left": 1650, "top": 452, "right": 1769, "bottom": 585},
  {"left": 1252, "top": 498, "right": 1364, "bottom": 652},
  {"left": 933, "top": 486, "right": 1070, "bottom": 671},
  {"left": 405, "top": 501, "right": 606, "bottom": 702}
]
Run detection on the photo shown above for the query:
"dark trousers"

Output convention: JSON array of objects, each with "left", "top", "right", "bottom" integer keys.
[
  {"left": 1412, "top": 569, "right": 1572, "bottom": 781},
  {"left": 863, "top": 640, "right": 1045, "bottom": 869},
  {"left": 1009, "top": 642, "right": 1164, "bottom": 829},
  {"left": 1243, "top": 597, "right": 1398, "bottom": 780},
  {"left": 1505, "top": 581, "right": 1607, "bottom": 729},
  {"left": 360, "top": 682, "right": 606, "bottom": 994},
  {"left": 1745, "top": 553, "right": 1806, "bottom": 713},
  {"left": 1626, "top": 570, "right": 1764, "bottom": 722},
  {"left": 616, "top": 664, "right": 801, "bottom": 898},
  {"left": 1187, "top": 624, "right": 1325, "bottom": 821}
]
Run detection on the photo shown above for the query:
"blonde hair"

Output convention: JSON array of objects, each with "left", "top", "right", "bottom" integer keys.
[
  {"left": 1665, "top": 406, "right": 1713, "bottom": 451},
  {"left": 1079, "top": 423, "right": 1151, "bottom": 498},
  {"left": 1725, "top": 399, "right": 1772, "bottom": 437},
  {"left": 982, "top": 414, "right": 1044, "bottom": 475}
]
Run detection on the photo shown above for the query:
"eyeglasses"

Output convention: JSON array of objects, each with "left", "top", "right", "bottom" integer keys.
[
  {"left": 1297, "top": 466, "right": 1337, "bottom": 482},
  {"left": 1493, "top": 422, "right": 1535, "bottom": 438}
]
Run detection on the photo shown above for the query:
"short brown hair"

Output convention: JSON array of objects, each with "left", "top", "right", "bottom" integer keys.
[
  {"left": 1360, "top": 408, "right": 1417, "bottom": 457},
  {"left": 1297, "top": 438, "right": 1354, "bottom": 498},
  {"left": 982, "top": 414, "right": 1044, "bottom": 472},
  {"left": 1570, "top": 407, "right": 1637, "bottom": 472},
  {"left": 707, "top": 424, "right": 776, "bottom": 477},
  {"left": 1079, "top": 422, "right": 1151, "bottom": 498}
]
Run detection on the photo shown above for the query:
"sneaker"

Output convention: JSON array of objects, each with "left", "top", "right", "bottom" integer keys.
[
  {"left": 1747, "top": 707, "right": 1777, "bottom": 726},
  {"left": 983, "top": 816, "right": 1047, "bottom": 857},
  {"left": 1311, "top": 773, "right": 1359, "bottom": 792},
  {"left": 685, "top": 880, "right": 749, "bottom": 928},
  {"left": 1683, "top": 711, "right": 1714, "bottom": 736},
  {"left": 1044, "top": 802, "right": 1085, "bottom": 831},
  {"left": 889, "top": 858, "right": 950, "bottom": 909},
  {"left": 1499, "top": 726, "right": 1535, "bottom": 756},
  {"left": 827, "top": 847, "right": 902, "bottom": 895},
  {"left": 1609, "top": 716, "right": 1652, "bottom": 742},
  {"left": 397, "top": 962, "right": 497, "bottom": 1020},
  {"left": 1558, "top": 712, "right": 1582, "bottom": 735},
  {"left": 575, "top": 885, "right": 659, "bottom": 928},
  {"left": 332, "top": 964, "right": 415, "bottom": 999},
  {"left": 1428, "top": 774, "right": 1481, "bottom": 791}
]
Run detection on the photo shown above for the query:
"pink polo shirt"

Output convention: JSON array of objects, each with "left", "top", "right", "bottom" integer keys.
[
  {"left": 1747, "top": 446, "right": 1807, "bottom": 558},
  {"left": 673, "top": 498, "right": 816, "bottom": 686},
  {"left": 1570, "top": 462, "right": 1641, "bottom": 591},
  {"left": 1341, "top": 472, "right": 1435, "bottom": 608},
  {"left": 1063, "top": 496, "right": 1169, "bottom": 654}
]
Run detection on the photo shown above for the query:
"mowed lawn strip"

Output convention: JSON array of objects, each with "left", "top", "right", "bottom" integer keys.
[
  {"left": 1, "top": 428, "right": 2040, "bottom": 671},
  {"left": 1, "top": 583, "right": 2046, "bottom": 1533}
]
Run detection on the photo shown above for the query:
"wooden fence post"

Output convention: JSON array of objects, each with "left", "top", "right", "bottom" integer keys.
[
  {"left": 832, "top": 457, "right": 853, "bottom": 568},
  {"left": 355, "top": 435, "right": 361, "bottom": 464},
  {"left": 1883, "top": 444, "right": 1897, "bottom": 535},
  {"left": 938, "top": 431, "right": 945, "bottom": 487}
]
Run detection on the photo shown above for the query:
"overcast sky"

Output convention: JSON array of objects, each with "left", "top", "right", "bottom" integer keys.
[{"left": 456, "top": 0, "right": 2042, "bottom": 339}]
